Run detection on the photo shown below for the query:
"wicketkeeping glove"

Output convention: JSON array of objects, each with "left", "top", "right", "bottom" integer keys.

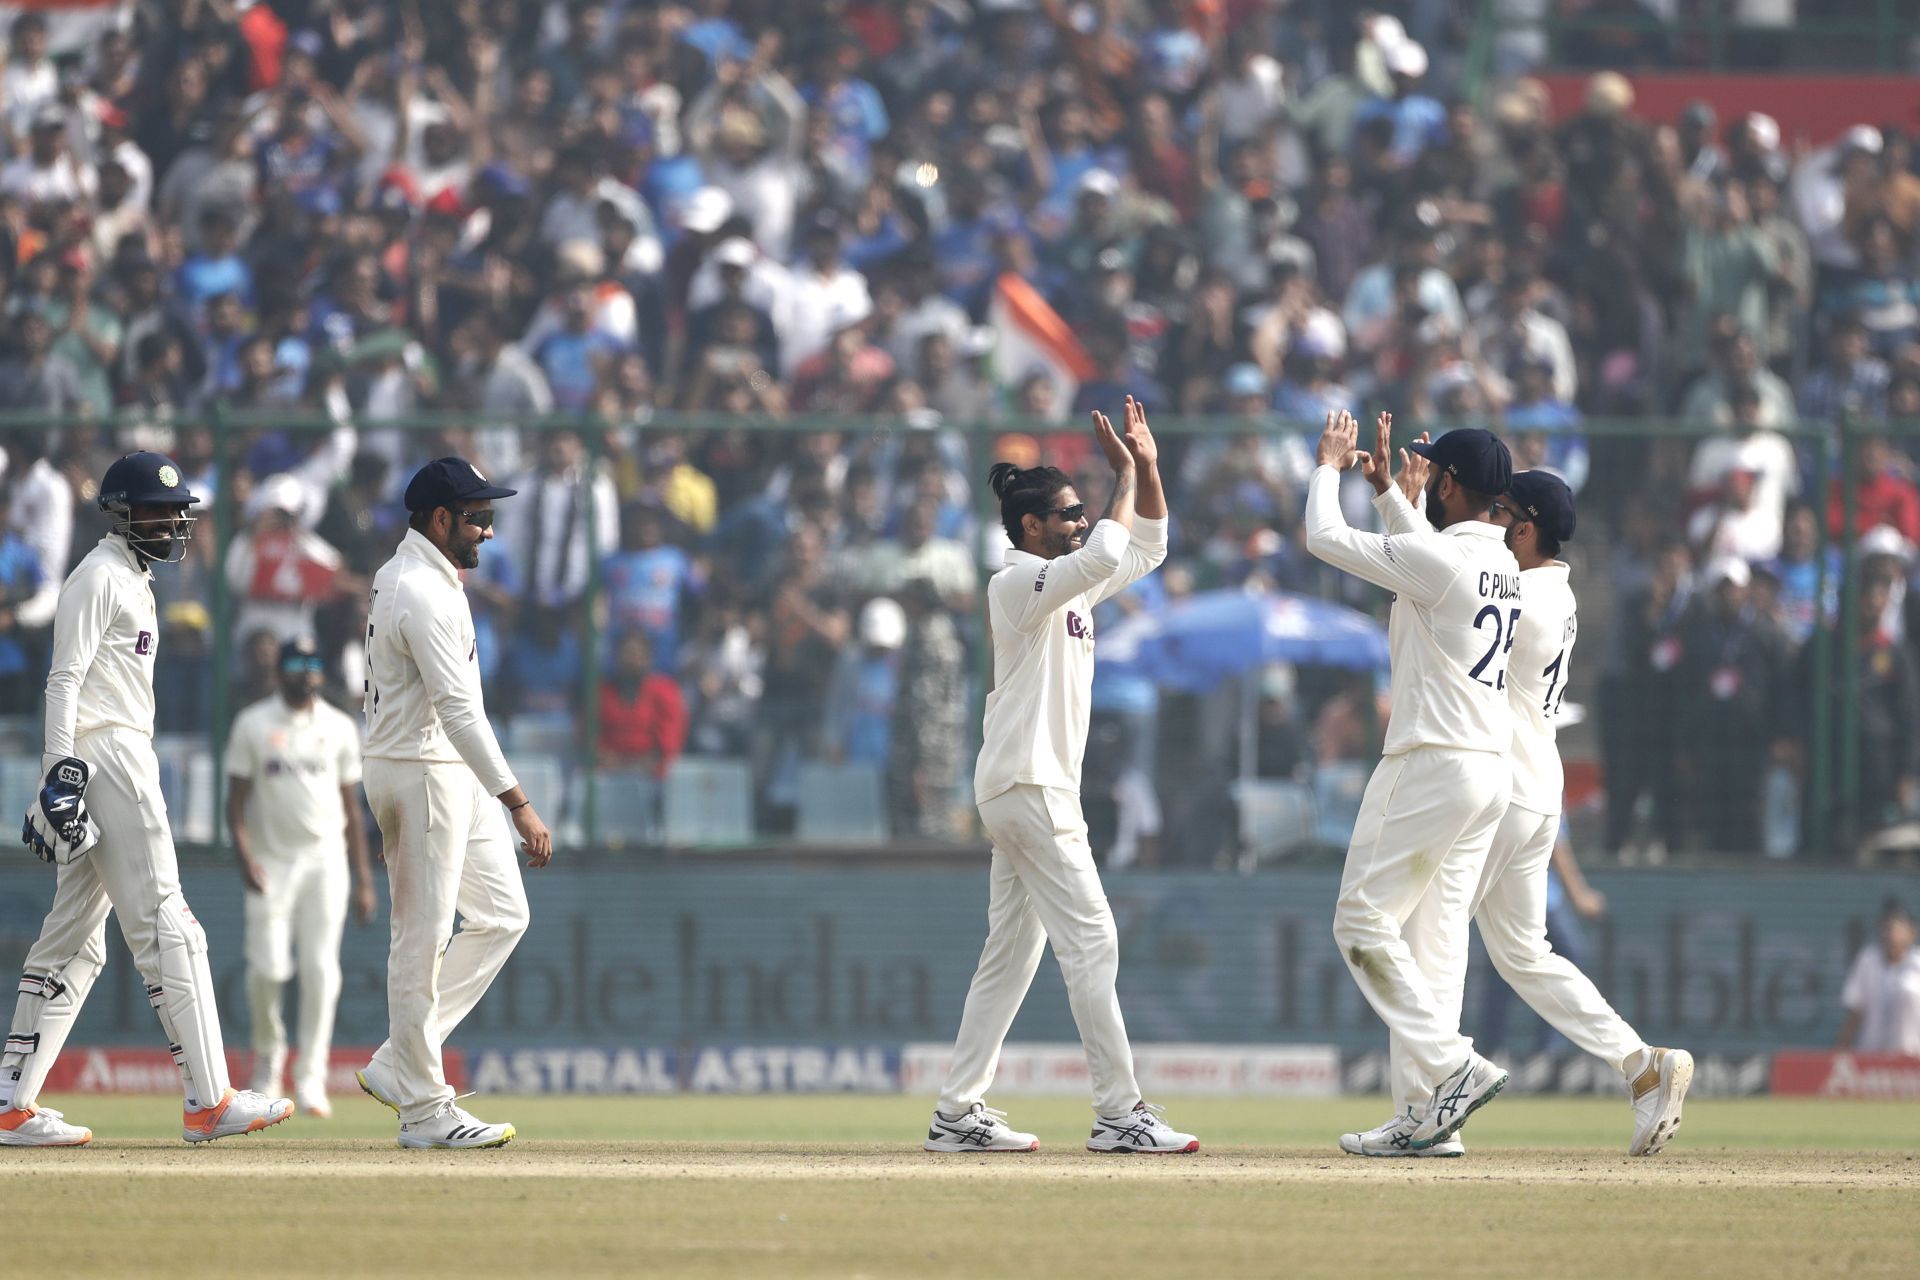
[{"left": 22, "top": 757, "right": 100, "bottom": 865}]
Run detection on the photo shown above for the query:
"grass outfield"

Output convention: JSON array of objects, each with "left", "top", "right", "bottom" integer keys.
[{"left": 7, "top": 1095, "right": 1915, "bottom": 1279}]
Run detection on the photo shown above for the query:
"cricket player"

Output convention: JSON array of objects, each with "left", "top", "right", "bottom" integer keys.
[
  {"left": 1305, "top": 411, "right": 1515, "bottom": 1153},
  {"left": 355, "top": 457, "right": 553, "bottom": 1150},
  {"left": 227, "top": 637, "right": 377, "bottom": 1118},
  {"left": 1356, "top": 465, "right": 1690, "bottom": 1157},
  {"left": 0, "top": 452, "right": 292, "bottom": 1147},
  {"left": 926, "top": 398, "right": 1199, "bottom": 1155}
]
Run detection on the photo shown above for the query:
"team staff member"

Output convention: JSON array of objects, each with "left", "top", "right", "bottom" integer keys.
[
  {"left": 355, "top": 458, "right": 553, "bottom": 1150},
  {"left": 927, "top": 399, "right": 1200, "bottom": 1156},
  {"left": 1305, "top": 412, "right": 1516, "bottom": 1153},
  {"left": 1, "top": 452, "right": 291, "bottom": 1147},
  {"left": 227, "top": 637, "right": 377, "bottom": 1119}
]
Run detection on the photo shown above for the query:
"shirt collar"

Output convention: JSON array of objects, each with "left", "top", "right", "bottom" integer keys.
[
  {"left": 399, "top": 527, "right": 463, "bottom": 587},
  {"left": 101, "top": 532, "right": 149, "bottom": 575},
  {"left": 1443, "top": 520, "right": 1507, "bottom": 541},
  {"left": 1004, "top": 547, "right": 1045, "bottom": 568}
]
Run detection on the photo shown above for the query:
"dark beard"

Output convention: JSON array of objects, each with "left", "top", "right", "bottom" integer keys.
[
  {"left": 1424, "top": 476, "right": 1446, "bottom": 531},
  {"left": 454, "top": 540, "right": 482, "bottom": 570}
]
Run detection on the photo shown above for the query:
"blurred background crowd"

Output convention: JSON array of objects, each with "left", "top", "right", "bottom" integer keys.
[{"left": 0, "top": 0, "right": 1915, "bottom": 863}]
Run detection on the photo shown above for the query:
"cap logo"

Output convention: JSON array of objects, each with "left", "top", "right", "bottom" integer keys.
[
  {"left": 1527, "top": 503, "right": 1540, "bottom": 517},
  {"left": 157, "top": 465, "right": 179, "bottom": 487},
  {"left": 470, "top": 464, "right": 487, "bottom": 483}
]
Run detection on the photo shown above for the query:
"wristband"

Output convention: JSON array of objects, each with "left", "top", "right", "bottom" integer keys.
[{"left": 508, "top": 799, "right": 531, "bottom": 812}]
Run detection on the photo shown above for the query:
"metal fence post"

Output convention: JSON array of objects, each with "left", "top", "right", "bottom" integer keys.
[
  {"left": 1808, "top": 427, "right": 1834, "bottom": 859},
  {"left": 209, "top": 406, "right": 232, "bottom": 859},
  {"left": 1836, "top": 415, "right": 1862, "bottom": 855},
  {"left": 582, "top": 416, "right": 603, "bottom": 852}
]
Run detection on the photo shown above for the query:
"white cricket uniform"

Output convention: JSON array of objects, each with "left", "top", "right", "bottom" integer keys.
[
  {"left": 361, "top": 529, "right": 528, "bottom": 1124},
  {"left": 939, "top": 516, "right": 1167, "bottom": 1118},
  {"left": 1841, "top": 944, "right": 1920, "bottom": 1054},
  {"left": 225, "top": 693, "right": 364, "bottom": 1099},
  {"left": 1389, "top": 563, "right": 1644, "bottom": 1111},
  {"left": 1304, "top": 469, "right": 1516, "bottom": 1099},
  {"left": 1, "top": 534, "right": 234, "bottom": 1112}
]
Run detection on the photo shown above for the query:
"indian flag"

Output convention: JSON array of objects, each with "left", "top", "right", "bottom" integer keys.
[{"left": 988, "top": 273, "right": 1095, "bottom": 421}]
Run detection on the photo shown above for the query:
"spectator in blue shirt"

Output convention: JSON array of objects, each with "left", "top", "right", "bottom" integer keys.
[
  {"left": 0, "top": 487, "right": 44, "bottom": 713},
  {"left": 802, "top": 37, "right": 889, "bottom": 186},
  {"left": 1352, "top": 39, "right": 1447, "bottom": 168},
  {"left": 1505, "top": 356, "right": 1591, "bottom": 492},
  {"left": 604, "top": 503, "right": 701, "bottom": 673},
  {"left": 823, "top": 597, "right": 904, "bottom": 768},
  {"left": 175, "top": 209, "right": 253, "bottom": 312},
  {"left": 538, "top": 284, "right": 625, "bottom": 411}
]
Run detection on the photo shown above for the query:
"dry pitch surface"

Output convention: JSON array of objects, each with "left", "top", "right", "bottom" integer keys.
[{"left": 5, "top": 1095, "right": 1914, "bottom": 1279}]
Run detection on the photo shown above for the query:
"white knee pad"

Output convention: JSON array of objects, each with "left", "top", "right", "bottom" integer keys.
[{"left": 150, "top": 895, "right": 231, "bottom": 1105}]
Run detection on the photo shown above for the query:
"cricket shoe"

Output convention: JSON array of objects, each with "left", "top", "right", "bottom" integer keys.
[
  {"left": 296, "top": 1086, "right": 332, "bottom": 1119},
  {"left": 1626, "top": 1046, "right": 1694, "bottom": 1156},
  {"left": 398, "top": 1100, "right": 515, "bottom": 1150},
  {"left": 356, "top": 1058, "right": 401, "bottom": 1114},
  {"left": 0, "top": 1105, "right": 91, "bottom": 1146},
  {"left": 924, "top": 1102, "right": 1038, "bottom": 1153},
  {"left": 1409, "top": 1053, "right": 1508, "bottom": 1149},
  {"left": 1339, "top": 1110, "right": 1465, "bottom": 1158},
  {"left": 1087, "top": 1102, "right": 1200, "bottom": 1154},
  {"left": 183, "top": 1088, "right": 294, "bottom": 1143}
]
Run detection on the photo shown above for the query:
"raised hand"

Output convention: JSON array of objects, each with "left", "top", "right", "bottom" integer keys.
[
  {"left": 1120, "top": 395, "right": 1157, "bottom": 468},
  {"left": 1315, "top": 409, "right": 1368, "bottom": 473},
  {"left": 1361, "top": 410, "right": 1395, "bottom": 494},
  {"left": 1398, "top": 431, "right": 1432, "bottom": 505},
  {"left": 1093, "top": 408, "right": 1134, "bottom": 474}
]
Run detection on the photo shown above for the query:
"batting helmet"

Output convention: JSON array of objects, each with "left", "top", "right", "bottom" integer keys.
[{"left": 98, "top": 451, "right": 200, "bottom": 564}]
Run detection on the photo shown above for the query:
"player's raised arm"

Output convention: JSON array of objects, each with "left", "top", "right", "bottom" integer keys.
[
  {"left": 1095, "top": 397, "right": 1170, "bottom": 606},
  {"left": 988, "top": 412, "right": 1138, "bottom": 631},
  {"left": 1302, "top": 411, "right": 1453, "bottom": 605}
]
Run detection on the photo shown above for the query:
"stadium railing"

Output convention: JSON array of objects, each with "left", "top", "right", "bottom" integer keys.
[{"left": 0, "top": 408, "right": 1889, "bottom": 866}]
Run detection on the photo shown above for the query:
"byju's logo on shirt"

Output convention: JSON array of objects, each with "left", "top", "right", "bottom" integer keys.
[
  {"left": 134, "top": 630, "right": 154, "bottom": 655},
  {"left": 1065, "top": 610, "right": 1092, "bottom": 641}
]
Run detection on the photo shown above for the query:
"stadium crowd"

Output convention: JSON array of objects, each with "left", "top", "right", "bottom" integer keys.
[{"left": 0, "top": 1, "right": 1916, "bottom": 859}]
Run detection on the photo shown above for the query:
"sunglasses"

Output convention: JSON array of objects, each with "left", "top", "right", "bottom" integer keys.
[
  {"left": 456, "top": 508, "right": 496, "bottom": 530},
  {"left": 279, "top": 658, "right": 324, "bottom": 675},
  {"left": 1043, "top": 503, "right": 1087, "bottom": 523},
  {"left": 1491, "top": 501, "right": 1528, "bottom": 523}
]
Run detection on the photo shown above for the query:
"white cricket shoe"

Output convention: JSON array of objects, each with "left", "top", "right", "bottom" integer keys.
[
  {"left": 398, "top": 1100, "right": 516, "bottom": 1150},
  {"left": 296, "top": 1085, "right": 332, "bottom": 1119},
  {"left": 923, "top": 1102, "right": 1038, "bottom": 1153},
  {"left": 183, "top": 1088, "right": 294, "bottom": 1143},
  {"left": 1339, "top": 1110, "right": 1466, "bottom": 1158},
  {"left": 0, "top": 1105, "right": 91, "bottom": 1147},
  {"left": 356, "top": 1058, "right": 401, "bottom": 1114},
  {"left": 1409, "top": 1053, "right": 1508, "bottom": 1149},
  {"left": 1087, "top": 1102, "right": 1200, "bottom": 1154},
  {"left": 1626, "top": 1046, "right": 1694, "bottom": 1156}
]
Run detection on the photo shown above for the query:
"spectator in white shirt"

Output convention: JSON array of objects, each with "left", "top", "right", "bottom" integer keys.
[
  {"left": 772, "top": 211, "right": 870, "bottom": 375},
  {"left": 500, "top": 429, "right": 620, "bottom": 609},
  {"left": 1837, "top": 899, "right": 1920, "bottom": 1056},
  {"left": 2, "top": 14, "right": 56, "bottom": 152},
  {"left": 0, "top": 108, "right": 97, "bottom": 207}
]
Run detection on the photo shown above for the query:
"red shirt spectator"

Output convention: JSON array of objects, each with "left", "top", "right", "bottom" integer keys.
[
  {"left": 598, "top": 633, "right": 688, "bottom": 778},
  {"left": 1826, "top": 438, "right": 1920, "bottom": 544}
]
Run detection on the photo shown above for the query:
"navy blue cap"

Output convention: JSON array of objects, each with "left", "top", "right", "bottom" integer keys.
[
  {"left": 403, "top": 457, "right": 517, "bottom": 513},
  {"left": 1408, "top": 427, "right": 1512, "bottom": 496},
  {"left": 1506, "top": 470, "right": 1576, "bottom": 543}
]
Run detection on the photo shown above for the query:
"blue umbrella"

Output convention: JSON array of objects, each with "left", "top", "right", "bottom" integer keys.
[{"left": 1101, "top": 589, "right": 1390, "bottom": 693}]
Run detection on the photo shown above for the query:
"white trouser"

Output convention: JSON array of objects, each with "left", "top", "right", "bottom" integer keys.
[
  {"left": 2, "top": 727, "right": 231, "bottom": 1111},
  {"left": 362, "top": 760, "right": 528, "bottom": 1124},
  {"left": 245, "top": 849, "right": 350, "bottom": 1098},
  {"left": 937, "top": 784, "right": 1142, "bottom": 1118},
  {"left": 1333, "top": 747, "right": 1508, "bottom": 1104},
  {"left": 1466, "top": 805, "right": 1644, "bottom": 1075}
]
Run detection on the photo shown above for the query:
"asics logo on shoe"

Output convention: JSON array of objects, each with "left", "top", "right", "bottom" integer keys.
[
  {"left": 1435, "top": 1067, "right": 1473, "bottom": 1122},
  {"left": 931, "top": 1119, "right": 993, "bottom": 1146}
]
